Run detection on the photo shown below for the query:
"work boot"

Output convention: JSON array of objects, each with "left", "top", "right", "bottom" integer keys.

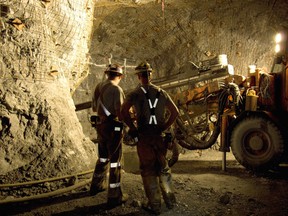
[
  {"left": 162, "top": 192, "right": 176, "bottom": 209},
  {"left": 90, "top": 175, "right": 106, "bottom": 196},
  {"left": 90, "top": 161, "right": 108, "bottom": 196},
  {"left": 90, "top": 187, "right": 105, "bottom": 196},
  {"left": 107, "top": 193, "right": 129, "bottom": 208},
  {"left": 142, "top": 176, "right": 161, "bottom": 214},
  {"left": 159, "top": 170, "right": 176, "bottom": 209},
  {"left": 141, "top": 201, "right": 161, "bottom": 215}
]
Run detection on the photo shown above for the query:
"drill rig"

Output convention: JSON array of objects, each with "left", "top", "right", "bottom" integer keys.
[{"left": 153, "top": 30, "right": 288, "bottom": 171}]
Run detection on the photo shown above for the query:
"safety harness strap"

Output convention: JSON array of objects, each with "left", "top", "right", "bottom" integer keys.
[
  {"left": 99, "top": 100, "right": 111, "bottom": 117},
  {"left": 99, "top": 83, "right": 115, "bottom": 119},
  {"left": 140, "top": 86, "right": 161, "bottom": 125}
]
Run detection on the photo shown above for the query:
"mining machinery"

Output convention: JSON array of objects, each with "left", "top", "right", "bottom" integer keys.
[{"left": 154, "top": 31, "right": 288, "bottom": 171}]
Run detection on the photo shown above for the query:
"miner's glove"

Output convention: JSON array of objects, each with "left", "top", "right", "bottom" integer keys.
[{"left": 128, "top": 128, "right": 139, "bottom": 143}]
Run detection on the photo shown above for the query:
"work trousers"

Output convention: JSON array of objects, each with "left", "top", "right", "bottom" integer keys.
[
  {"left": 137, "top": 131, "right": 176, "bottom": 210},
  {"left": 91, "top": 119, "right": 124, "bottom": 200},
  {"left": 137, "top": 133, "right": 168, "bottom": 177}
]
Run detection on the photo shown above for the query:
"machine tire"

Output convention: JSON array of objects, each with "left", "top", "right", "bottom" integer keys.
[{"left": 230, "top": 115, "right": 284, "bottom": 171}]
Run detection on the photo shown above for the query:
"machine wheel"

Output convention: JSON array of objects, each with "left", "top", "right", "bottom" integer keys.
[{"left": 230, "top": 116, "right": 284, "bottom": 171}]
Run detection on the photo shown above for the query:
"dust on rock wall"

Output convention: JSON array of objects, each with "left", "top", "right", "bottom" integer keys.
[{"left": 0, "top": 0, "right": 96, "bottom": 182}]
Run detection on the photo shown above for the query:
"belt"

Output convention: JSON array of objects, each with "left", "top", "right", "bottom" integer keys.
[
  {"left": 99, "top": 115, "right": 118, "bottom": 123},
  {"left": 138, "top": 125, "right": 162, "bottom": 135}
]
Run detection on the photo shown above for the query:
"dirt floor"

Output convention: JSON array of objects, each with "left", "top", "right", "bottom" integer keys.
[{"left": 1, "top": 148, "right": 287, "bottom": 216}]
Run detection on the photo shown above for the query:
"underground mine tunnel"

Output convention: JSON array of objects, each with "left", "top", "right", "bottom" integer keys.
[{"left": 0, "top": 0, "right": 288, "bottom": 215}]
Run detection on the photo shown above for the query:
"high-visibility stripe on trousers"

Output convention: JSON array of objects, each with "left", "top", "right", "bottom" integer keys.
[
  {"left": 110, "top": 162, "right": 121, "bottom": 168},
  {"left": 100, "top": 158, "right": 109, "bottom": 163}
]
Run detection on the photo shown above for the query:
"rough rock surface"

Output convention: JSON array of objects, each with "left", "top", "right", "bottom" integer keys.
[{"left": 0, "top": 0, "right": 96, "bottom": 182}]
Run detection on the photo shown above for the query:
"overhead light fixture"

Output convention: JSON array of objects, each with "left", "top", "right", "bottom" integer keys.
[{"left": 275, "top": 44, "right": 281, "bottom": 53}]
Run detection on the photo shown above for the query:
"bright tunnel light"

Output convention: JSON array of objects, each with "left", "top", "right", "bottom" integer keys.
[
  {"left": 275, "top": 44, "right": 281, "bottom": 53},
  {"left": 275, "top": 33, "right": 282, "bottom": 43}
]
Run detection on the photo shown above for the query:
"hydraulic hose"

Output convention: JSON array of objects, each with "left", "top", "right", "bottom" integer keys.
[
  {"left": 0, "top": 178, "right": 92, "bottom": 204},
  {"left": 178, "top": 125, "right": 221, "bottom": 150},
  {"left": 0, "top": 169, "right": 94, "bottom": 204},
  {"left": 0, "top": 169, "right": 94, "bottom": 188}
]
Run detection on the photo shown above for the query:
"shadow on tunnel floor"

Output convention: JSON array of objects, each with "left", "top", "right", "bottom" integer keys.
[
  {"left": 171, "top": 159, "right": 288, "bottom": 180},
  {"left": 0, "top": 190, "right": 91, "bottom": 216}
]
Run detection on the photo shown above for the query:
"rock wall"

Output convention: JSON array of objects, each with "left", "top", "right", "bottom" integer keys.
[{"left": 0, "top": 0, "right": 96, "bottom": 182}]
